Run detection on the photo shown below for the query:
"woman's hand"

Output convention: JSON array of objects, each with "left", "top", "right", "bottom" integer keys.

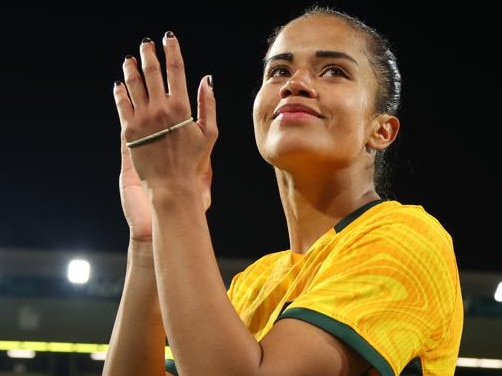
[
  {"left": 113, "top": 32, "right": 218, "bottom": 235},
  {"left": 118, "top": 130, "right": 153, "bottom": 242}
]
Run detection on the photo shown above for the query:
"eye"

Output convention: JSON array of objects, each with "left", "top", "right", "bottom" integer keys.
[
  {"left": 266, "top": 65, "right": 291, "bottom": 79},
  {"left": 321, "top": 65, "right": 349, "bottom": 78}
]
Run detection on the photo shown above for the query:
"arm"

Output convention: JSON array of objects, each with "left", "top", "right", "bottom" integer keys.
[
  {"left": 117, "top": 32, "right": 370, "bottom": 376},
  {"left": 102, "top": 241, "right": 168, "bottom": 376},
  {"left": 101, "top": 105, "right": 170, "bottom": 375}
]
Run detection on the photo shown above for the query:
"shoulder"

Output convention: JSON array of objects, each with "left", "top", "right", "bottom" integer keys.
[
  {"left": 227, "top": 250, "right": 291, "bottom": 291},
  {"left": 362, "top": 200, "right": 453, "bottom": 244},
  {"left": 335, "top": 200, "right": 457, "bottom": 283}
]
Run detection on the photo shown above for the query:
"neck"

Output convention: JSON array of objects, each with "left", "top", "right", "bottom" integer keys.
[{"left": 275, "top": 168, "right": 379, "bottom": 254}]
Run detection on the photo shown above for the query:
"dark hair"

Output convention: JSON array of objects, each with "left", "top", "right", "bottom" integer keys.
[{"left": 265, "top": 5, "right": 402, "bottom": 199}]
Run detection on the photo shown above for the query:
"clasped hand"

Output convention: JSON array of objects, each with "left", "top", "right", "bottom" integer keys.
[{"left": 113, "top": 31, "right": 218, "bottom": 219}]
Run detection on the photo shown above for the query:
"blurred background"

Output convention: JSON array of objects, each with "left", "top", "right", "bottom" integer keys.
[{"left": 0, "top": 0, "right": 499, "bottom": 375}]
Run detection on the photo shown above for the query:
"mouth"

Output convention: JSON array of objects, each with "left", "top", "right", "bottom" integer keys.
[{"left": 272, "top": 103, "right": 322, "bottom": 119}]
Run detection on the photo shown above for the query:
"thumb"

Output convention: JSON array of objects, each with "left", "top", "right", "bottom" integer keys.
[
  {"left": 196, "top": 75, "right": 218, "bottom": 144},
  {"left": 196, "top": 75, "right": 218, "bottom": 212}
]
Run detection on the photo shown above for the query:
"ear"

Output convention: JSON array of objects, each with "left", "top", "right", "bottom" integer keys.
[{"left": 366, "top": 114, "right": 400, "bottom": 150}]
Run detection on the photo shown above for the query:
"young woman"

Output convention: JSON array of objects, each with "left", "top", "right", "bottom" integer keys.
[{"left": 103, "top": 6, "right": 463, "bottom": 376}]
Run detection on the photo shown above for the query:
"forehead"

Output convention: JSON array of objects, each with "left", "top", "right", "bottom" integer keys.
[{"left": 267, "top": 14, "right": 370, "bottom": 65}]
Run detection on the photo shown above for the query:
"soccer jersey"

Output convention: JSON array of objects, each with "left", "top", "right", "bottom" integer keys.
[
  {"left": 227, "top": 200, "right": 463, "bottom": 376},
  {"left": 165, "top": 200, "right": 463, "bottom": 375}
]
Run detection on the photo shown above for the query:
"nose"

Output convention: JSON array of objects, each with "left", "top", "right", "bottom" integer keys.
[{"left": 279, "top": 70, "right": 318, "bottom": 98}]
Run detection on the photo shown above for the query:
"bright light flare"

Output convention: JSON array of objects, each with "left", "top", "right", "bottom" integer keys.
[{"left": 67, "top": 259, "right": 90, "bottom": 284}]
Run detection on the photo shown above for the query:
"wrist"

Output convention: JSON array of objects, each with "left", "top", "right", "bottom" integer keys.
[
  {"left": 149, "top": 181, "right": 203, "bottom": 211},
  {"left": 127, "top": 239, "right": 155, "bottom": 268}
]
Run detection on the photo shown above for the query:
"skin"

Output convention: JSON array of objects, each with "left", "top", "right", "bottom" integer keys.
[
  {"left": 103, "top": 13, "right": 400, "bottom": 376},
  {"left": 253, "top": 15, "right": 399, "bottom": 254}
]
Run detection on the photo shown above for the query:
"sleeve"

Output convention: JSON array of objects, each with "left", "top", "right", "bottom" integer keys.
[{"left": 279, "top": 208, "right": 459, "bottom": 375}]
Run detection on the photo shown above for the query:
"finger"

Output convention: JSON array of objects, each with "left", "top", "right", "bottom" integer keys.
[
  {"left": 120, "top": 129, "right": 134, "bottom": 170},
  {"left": 122, "top": 55, "right": 148, "bottom": 109},
  {"left": 196, "top": 75, "right": 217, "bottom": 211},
  {"left": 162, "top": 31, "right": 190, "bottom": 112},
  {"left": 139, "top": 38, "right": 166, "bottom": 101},
  {"left": 113, "top": 80, "right": 134, "bottom": 128},
  {"left": 197, "top": 75, "right": 218, "bottom": 145},
  {"left": 113, "top": 80, "right": 137, "bottom": 170}
]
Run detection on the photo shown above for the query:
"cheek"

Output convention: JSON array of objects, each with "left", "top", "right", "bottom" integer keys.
[
  {"left": 338, "top": 86, "right": 370, "bottom": 113},
  {"left": 252, "top": 95, "right": 261, "bottom": 127},
  {"left": 252, "top": 88, "right": 270, "bottom": 136},
  {"left": 337, "top": 89, "right": 374, "bottom": 128},
  {"left": 252, "top": 86, "right": 266, "bottom": 119},
  {"left": 328, "top": 93, "right": 373, "bottom": 152},
  {"left": 252, "top": 95, "right": 265, "bottom": 149}
]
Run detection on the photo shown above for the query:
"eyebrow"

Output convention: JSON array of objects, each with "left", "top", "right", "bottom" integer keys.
[{"left": 264, "top": 50, "right": 358, "bottom": 66}]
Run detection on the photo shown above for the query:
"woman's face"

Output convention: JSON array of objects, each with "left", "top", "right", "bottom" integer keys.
[{"left": 253, "top": 14, "right": 380, "bottom": 175}]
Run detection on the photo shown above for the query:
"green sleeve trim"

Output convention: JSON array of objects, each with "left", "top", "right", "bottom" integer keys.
[
  {"left": 165, "top": 359, "right": 179, "bottom": 376},
  {"left": 165, "top": 305, "right": 412, "bottom": 376},
  {"left": 279, "top": 307, "right": 395, "bottom": 376}
]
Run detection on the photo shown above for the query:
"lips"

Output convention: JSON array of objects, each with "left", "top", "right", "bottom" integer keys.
[{"left": 272, "top": 103, "right": 322, "bottom": 119}]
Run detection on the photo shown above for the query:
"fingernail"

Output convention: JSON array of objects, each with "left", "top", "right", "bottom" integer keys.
[
  {"left": 164, "top": 31, "right": 174, "bottom": 39},
  {"left": 207, "top": 75, "right": 213, "bottom": 88},
  {"left": 125, "top": 55, "right": 134, "bottom": 60},
  {"left": 141, "top": 37, "right": 152, "bottom": 44},
  {"left": 114, "top": 80, "right": 122, "bottom": 87}
]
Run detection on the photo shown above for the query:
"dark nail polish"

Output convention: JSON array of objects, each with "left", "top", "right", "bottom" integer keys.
[
  {"left": 125, "top": 55, "right": 134, "bottom": 60},
  {"left": 207, "top": 75, "right": 213, "bottom": 88},
  {"left": 114, "top": 80, "right": 122, "bottom": 87},
  {"left": 141, "top": 37, "right": 152, "bottom": 44},
  {"left": 164, "top": 31, "right": 174, "bottom": 39}
]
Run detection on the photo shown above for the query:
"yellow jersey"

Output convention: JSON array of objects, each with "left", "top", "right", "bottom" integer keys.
[{"left": 227, "top": 200, "right": 463, "bottom": 376}]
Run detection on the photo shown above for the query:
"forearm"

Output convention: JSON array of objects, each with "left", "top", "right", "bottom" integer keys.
[
  {"left": 150, "top": 186, "right": 262, "bottom": 376},
  {"left": 103, "top": 241, "right": 167, "bottom": 376}
]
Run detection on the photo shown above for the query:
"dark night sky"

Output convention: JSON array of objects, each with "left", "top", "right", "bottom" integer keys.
[{"left": 0, "top": 1, "right": 497, "bottom": 272}]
